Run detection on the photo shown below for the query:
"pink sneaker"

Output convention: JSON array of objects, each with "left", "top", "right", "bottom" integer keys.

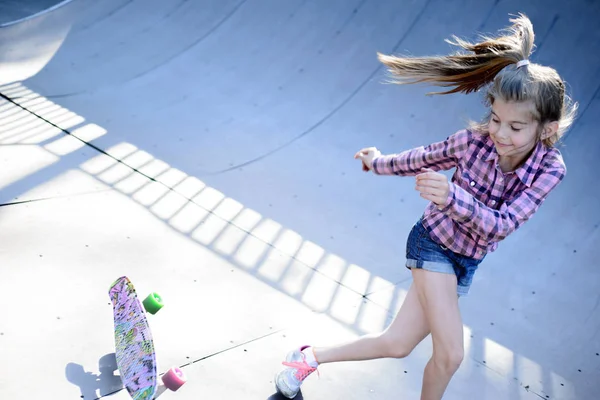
[{"left": 274, "top": 346, "right": 319, "bottom": 398}]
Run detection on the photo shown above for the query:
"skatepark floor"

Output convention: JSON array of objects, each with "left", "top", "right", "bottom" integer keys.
[{"left": 0, "top": 1, "right": 599, "bottom": 399}]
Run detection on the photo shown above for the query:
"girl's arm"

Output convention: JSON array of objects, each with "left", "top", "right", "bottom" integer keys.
[
  {"left": 371, "top": 129, "right": 472, "bottom": 176},
  {"left": 439, "top": 158, "right": 566, "bottom": 242}
]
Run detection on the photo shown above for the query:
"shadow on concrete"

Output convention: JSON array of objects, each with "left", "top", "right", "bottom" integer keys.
[{"left": 65, "top": 353, "right": 124, "bottom": 400}]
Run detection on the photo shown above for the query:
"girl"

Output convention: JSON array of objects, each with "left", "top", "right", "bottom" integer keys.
[{"left": 274, "top": 14, "right": 577, "bottom": 400}]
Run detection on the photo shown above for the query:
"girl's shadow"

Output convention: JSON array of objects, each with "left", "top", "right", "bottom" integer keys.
[
  {"left": 66, "top": 353, "right": 123, "bottom": 399},
  {"left": 267, "top": 391, "right": 304, "bottom": 400}
]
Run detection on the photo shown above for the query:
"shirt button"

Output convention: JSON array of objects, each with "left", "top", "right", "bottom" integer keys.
[
  {"left": 491, "top": 200, "right": 496, "bottom": 205},
  {"left": 479, "top": 250, "right": 484, "bottom": 255},
  {"left": 470, "top": 181, "right": 475, "bottom": 187}
]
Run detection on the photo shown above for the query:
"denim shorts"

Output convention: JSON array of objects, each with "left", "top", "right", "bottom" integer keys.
[{"left": 405, "top": 219, "right": 484, "bottom": 296}]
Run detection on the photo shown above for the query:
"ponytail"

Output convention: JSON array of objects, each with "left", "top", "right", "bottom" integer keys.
[
  {"left": 377, "top": 13, "right": 534, "bottom": 95},
  {"left": 378, "top": 13, "right": 578, "bottom": 146}
]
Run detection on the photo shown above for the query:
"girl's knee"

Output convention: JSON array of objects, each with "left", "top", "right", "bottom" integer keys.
[
  {"left": 379, "top": 331, "right": 414, "bottom": 359},
  {"left": 433, "top": 346, "right": 464, "bottom": 372}
]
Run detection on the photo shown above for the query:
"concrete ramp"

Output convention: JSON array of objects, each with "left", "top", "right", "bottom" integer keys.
[{"left": 0, "top": 0, "right": 82, "bottom": 85}]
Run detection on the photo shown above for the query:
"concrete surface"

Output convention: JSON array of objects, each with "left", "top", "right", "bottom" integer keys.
[
  {"left": 0, "top": 0, "right": 599, "bottom": 399},
  {"left": 0, "top": 0, "right": 66, "bottom": 25}
]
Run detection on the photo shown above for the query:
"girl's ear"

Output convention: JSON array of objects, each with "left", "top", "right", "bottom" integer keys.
[{"left": 541, "top": 121, "right": 559, "bottom": 140}]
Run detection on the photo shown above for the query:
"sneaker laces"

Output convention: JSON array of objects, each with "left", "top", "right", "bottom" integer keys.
[{"left": 282, "top": 353, "right": 319, "bottom": 381}]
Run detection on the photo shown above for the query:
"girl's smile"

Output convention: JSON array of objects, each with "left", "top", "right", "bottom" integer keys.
[{"left": 487, "top": 98, "right": 543, "bottom": 171}]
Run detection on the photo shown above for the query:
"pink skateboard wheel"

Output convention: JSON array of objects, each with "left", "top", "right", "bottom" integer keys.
[{"left": 162, "top": 366, "right": 186, "bottom": 391}]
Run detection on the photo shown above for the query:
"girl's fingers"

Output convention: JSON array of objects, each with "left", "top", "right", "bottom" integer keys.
[
  {"left": 355, "top": 148, "right": 375, "bottom": 159},
  {"left": 416, "top": 178, "right": 441, "bottom": 188},
  {"left": 420, "top": 192, "right": 440, "bottom": 203},
  {"left": 416, "top": 172, "right": 443, "bottom": 181},
  {"left": 416, "top": 184, "right": 444, "bottom": 193}
]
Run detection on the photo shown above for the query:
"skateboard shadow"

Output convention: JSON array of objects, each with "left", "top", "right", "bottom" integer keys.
[{"left": 66, "top": 353, "right": 123, "bottom": 399}]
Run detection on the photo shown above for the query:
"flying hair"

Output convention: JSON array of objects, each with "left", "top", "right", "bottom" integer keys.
[{"left": 377, "top": 13, "right": 578, "bottom": 146}]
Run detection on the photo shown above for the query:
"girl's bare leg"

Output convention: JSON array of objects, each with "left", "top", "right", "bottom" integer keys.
[
  {"left": 412, "top": 268, "right": 464, "bottom": 400},
  {"left": 313, "top": 282, "right": 430, "bottom": 363}
]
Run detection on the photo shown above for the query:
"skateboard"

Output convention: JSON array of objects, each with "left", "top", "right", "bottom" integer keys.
[{"left": 109, "top": 276, "right": 186, "bottom": 399}]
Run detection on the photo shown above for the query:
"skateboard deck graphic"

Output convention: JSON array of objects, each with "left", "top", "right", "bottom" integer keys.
[{"left": 109, "top": 276, "right": 158, "bottom": 399}]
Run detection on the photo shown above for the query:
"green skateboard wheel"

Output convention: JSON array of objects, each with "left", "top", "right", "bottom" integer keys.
[{"left": 142, "top": 293, "right": 163, "bottom": 314}]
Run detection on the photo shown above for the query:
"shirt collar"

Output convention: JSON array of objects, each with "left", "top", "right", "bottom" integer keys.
[{"left": 480, "top": 134, "right": 547, "bottom": 187}]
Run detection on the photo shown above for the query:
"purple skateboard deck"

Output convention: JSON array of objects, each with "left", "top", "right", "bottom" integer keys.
[{"left": 109, "top": 276, "right": 158, "bottom": 399}]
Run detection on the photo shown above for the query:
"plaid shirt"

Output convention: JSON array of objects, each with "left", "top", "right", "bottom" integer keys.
[{"left": 372, "top": 129, "right": 566, "bottom": 260}]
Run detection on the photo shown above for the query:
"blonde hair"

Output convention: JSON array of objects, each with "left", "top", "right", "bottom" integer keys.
[{"left": 377, "top": 13, "right": 578, "bottom": 147}]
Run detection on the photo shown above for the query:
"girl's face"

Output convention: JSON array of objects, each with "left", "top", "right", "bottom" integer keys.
[{"left": 488, "top": 98, "right": 543, "bottom": 168}]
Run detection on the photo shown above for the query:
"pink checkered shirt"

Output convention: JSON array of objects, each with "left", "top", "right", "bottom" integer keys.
[{"left": 372, "top": 129, "right": 566, "bottom": 260}]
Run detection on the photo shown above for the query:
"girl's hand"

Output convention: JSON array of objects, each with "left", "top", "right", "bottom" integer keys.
[
  {"left": 354, "top": 147, "right": 381, "bottom": 171},
  {"left": 415, "top": 168, "right": 449, "bottom": 208}
]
